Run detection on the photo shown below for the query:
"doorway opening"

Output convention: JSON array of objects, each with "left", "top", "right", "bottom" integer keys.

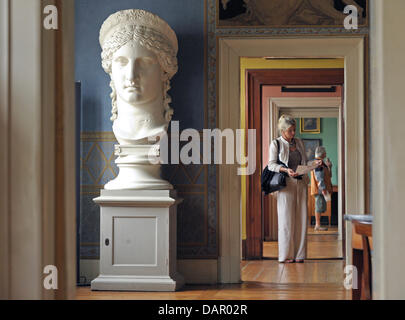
[
  {"left": 218, "top": 36, "right": 366, "bottom": 284},
  {"left": 242, "top": 67, "right": 345, "bottom": 284},
  {"left": 262, "top": 93, "right": 343, "bottom": 262},
  {"left": 262, "top": 110, "right": 342, "bottom": 260},
  {"left": 243, "top": 67, "right": 345, "bottom": 256}
]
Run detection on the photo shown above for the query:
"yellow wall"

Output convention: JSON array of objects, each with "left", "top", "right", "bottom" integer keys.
[{"left": 240, "top": 58, "right": 344, "bottom": 240}]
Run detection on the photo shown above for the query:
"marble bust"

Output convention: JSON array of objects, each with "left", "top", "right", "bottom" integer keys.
[
  {"left": 100, "top": 9, "right": 178, "bottom": 144},
  {"left": 99, "top": 9, "right": 178, "bottom": 189},
  {"left": 92, "top": 11, "right": 184, "bottom": 293}
]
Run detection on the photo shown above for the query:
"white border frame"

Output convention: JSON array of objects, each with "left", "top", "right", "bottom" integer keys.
[
  {"left": 218, "top": 37, "right": 365, "bottom": 283},
  {"left": 0, "top": 0, "right": 10, "bottom": 298},
  {"left": 0, "top": 0, "right": 76, "bottom": 299}
]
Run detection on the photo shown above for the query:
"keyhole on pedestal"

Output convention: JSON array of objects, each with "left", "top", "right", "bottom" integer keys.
[{"left": 105, "top": 238, "right": 110, "bottom": 246}]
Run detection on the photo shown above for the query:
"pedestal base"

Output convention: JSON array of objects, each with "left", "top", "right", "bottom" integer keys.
[
  {"left": 91, "top": 273, "right": 184, "bottom": 292},
  {"left": 91, "top": 189, "right": 184, "bottom": 292},
  {"left": 105, "top": 144, "right": 172, "bottom": 190}
]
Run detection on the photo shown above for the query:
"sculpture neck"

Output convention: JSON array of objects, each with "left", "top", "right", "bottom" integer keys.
[
  {"left": 117, "top": 94, "right": 165, "bottom": 118},
  {"left": 114, "top": 96, "right": 168, "bottom": 143}
]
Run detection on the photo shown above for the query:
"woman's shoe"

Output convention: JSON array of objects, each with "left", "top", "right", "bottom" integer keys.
[
  {"left": 280, "top": 259, "right": 295, "bottom": 263},
  {"left": 314, "top": 225, "right": 328, "bottom": 231},
  {"left": 295, "top": 259, "right": 304, "bottom": 263}
]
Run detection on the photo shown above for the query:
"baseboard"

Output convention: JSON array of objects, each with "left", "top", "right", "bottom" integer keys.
[
  {"left": 79, "top": 259, "right": 100, "bottom": 285},
  {"left": 177, "top": 259, "right": 218, "bottom": 284},
  {"left": 79, "top": 259, "right": 218, "bottom": 285}
]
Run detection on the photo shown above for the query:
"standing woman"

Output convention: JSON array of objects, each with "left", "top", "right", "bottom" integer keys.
[{"left": 268, "top": 114, "right": 321, "bottom": 263}]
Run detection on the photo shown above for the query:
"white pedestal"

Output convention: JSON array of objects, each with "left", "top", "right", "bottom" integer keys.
[
  {"left": 91, "top": 189, "right": 184, "bottom": 291},
  {"left": 105, "top": 144, "right": 173, "bottom": 190}
]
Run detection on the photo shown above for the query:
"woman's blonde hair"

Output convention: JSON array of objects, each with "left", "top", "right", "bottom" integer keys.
[{"left": 278, "top": 114, "right": 296, "bottom": 133}]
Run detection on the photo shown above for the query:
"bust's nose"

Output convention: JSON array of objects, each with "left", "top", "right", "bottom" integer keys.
[{"left": 125, "top": 59, "right": 139, "bottom": 81}]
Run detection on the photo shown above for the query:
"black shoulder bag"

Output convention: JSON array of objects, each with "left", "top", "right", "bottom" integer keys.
[{"left": 261, "top": 140, "right": 288, "bottom": 195}]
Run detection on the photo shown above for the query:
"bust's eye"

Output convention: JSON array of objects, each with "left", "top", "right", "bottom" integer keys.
[
  {"left": 138, "top": 57, "right": 157, "bottom": 68},
  {"left": 114, "top": 56, "right": 128, "bottom": 66}
]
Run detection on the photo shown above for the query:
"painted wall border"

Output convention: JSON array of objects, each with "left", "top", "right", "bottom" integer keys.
[{"left": 215, "top": 0, "right": 370, "bottom": 29}]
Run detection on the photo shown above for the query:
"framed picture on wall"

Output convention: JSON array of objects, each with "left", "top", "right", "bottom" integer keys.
[
  {"left": 217, "top": 0, "right": 369, "bottom": 28},
  {"left": 300, "top": 118, "right": 320, "bottom": 134},
  {"left": 302, "top": 139, "right": 322, "bottom": 161}
]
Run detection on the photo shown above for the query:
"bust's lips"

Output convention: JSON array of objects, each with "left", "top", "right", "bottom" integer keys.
[{"left": 125, "top": 86, "right": 140, "bottom": 92}]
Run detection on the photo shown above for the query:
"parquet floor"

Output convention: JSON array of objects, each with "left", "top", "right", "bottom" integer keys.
[
  {"left": 76, "top": 232, "right": 350, "bottom": 300},
  {"left": 263, "top": 227, "right": 343, "bottom": 259}
]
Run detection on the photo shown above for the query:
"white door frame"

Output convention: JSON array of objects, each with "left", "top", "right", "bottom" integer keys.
[
  {"left": 268, "top": 97, "right": 342, "bottom": 243},
  {"left": 218, "top": 37, "right": 366, "bottom": 283}
]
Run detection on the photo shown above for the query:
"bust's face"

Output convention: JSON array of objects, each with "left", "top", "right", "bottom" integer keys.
[{"left": 111, "top": 40, "right": 162, "bottom": 105}]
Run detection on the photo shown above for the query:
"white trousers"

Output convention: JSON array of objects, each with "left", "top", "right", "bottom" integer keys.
[{"left": 276, "top": 177, "right": 308, "bottom": 261}]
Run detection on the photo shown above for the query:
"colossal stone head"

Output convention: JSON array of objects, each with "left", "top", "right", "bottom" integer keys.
[{"left": 99, "top": 9, "right": 178, "bottom": 141}]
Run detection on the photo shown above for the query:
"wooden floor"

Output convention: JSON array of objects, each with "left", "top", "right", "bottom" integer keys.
[
  {"left": 263, "top": 228, "right": 343, "bottom": 260},
  {"left": 77, "top": 231, "right": 349, "bottom": 300},
  {"left": 77, "top": 280, "right": 349, "bottom": 300},
  {"left": 307, "top": 226, "right": 339, "bottom": 235}
]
